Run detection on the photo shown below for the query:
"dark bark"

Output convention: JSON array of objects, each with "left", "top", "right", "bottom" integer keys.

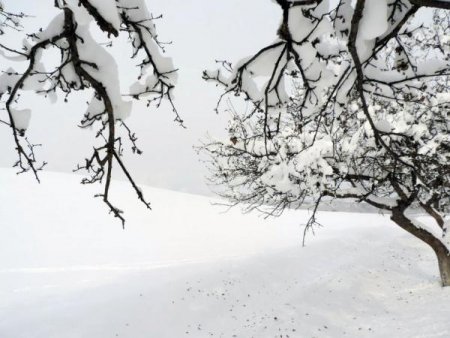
[
  {"left": 78, "top": 0, "right": 119, "bottom": 37},
  {"left": 391, "top": 208, "right": 450, "bottom": 287},
  {"left": 410, "top": 0, "right": 450, "bottom": 9},
  {"left": 436, "top": 252, "right": 450, "bottom": 287}
]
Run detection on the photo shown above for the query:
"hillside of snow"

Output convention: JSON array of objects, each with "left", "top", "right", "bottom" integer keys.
[{"left": 0, "top": 169, "right": 449, "bottom": 337}]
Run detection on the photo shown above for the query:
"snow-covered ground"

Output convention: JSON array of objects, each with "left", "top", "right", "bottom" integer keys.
[{"left": 0, "top": 168, "right": 449, "bottom": 338}]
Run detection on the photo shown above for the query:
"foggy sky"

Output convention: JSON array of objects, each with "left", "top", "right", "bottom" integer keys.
[
  {"left": 0, "top": 0, "right": 281, "bottom": 195},
  {"left": 0, "top": 1, "right": 431, "bottom": 196}
]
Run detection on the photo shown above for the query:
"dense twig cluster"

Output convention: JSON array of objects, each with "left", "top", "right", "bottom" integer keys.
[{"left": 0, "top": 2, "right": 25, "bottom": 35}]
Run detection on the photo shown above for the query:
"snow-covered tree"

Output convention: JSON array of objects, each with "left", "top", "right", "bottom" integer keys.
[
  {"left": 201, "top": 0, "right": 450, "bottom": 286},
  {"left": 0, "top": 0, "right": 181, "bottom": 225}
]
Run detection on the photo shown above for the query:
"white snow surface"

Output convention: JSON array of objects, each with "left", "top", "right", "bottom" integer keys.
[
  {"left": 359, "top": 0, "right": 388, "bottom": 41},
  {"left": 0, "top": 169, "right": 449, "bottom": 337},
  {"left": 9, "top": 108, "right": 31, "bottom": 130},
  {"left": 86, "top": 0, "right": 121, "bottom": 32}
]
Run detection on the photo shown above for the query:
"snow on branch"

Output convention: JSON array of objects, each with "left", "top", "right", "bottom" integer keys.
[
  {"left": 0, "top": 0, "right": 180, "bottom": 225},
  {"left": 200, "top": 0, "right": 450, "bottom": 250}
]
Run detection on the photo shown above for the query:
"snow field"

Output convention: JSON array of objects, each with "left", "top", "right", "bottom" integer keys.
[{"left": 0, "top": 169, "right": 449, "bottom": 337}]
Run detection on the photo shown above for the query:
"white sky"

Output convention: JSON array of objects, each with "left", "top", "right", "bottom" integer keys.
[
  {"left": 0, "top": 0, "right": 281, "bottom": 195},
  {"left": 0, "top": 1, "right": 432, "bottom": 196}
]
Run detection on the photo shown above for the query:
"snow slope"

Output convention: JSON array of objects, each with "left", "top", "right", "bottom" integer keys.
[{"left": 0, "top": 169, "right": 449, "bottom": 337}]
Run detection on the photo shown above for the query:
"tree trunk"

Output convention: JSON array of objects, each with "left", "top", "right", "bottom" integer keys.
[
  {"left": 391, "top": 208, "right": 450, "bottom": 287},
  {"left": 436, "top": 249, "right": 450, "bottom": 287}
]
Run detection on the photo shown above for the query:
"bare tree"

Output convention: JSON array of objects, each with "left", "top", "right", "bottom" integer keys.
[
  {"left": 0, "top": 0, "right": 181, "bottom": 225},
  {"left": 201, "top": 0, "right": 450, "bottom": 285}
]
